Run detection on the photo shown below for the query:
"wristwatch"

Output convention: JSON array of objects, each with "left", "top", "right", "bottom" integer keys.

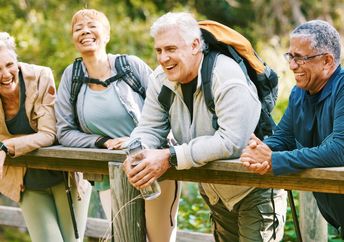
[
  {"left": 0, "top": 141, "right": 8, "bottom": 154},
  {"left": 168, "top": 146, "right": 178, "bottom": 168}
]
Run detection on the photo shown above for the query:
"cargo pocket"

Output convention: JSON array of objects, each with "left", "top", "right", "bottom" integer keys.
[
  {"left": 257, "top": 202, "right": 277, "bottom": 241},
  {"left": 210, "top": 212, "right": 221, "bottom": 242},
  {"left": 257, "top": 196, "right": 286, "bottom": 242}
]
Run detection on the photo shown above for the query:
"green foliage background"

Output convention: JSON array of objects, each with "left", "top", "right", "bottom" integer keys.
[{"left": 1, "top": 0, "right": 344, "bottom": 241}]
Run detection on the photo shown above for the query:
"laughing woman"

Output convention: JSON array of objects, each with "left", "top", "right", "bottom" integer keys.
[
  {"left": 0, "top": 32, "right": 91, "bottom": 242},
  {"left": 55, "top": 9, "right": 181, "bottom": 242}
]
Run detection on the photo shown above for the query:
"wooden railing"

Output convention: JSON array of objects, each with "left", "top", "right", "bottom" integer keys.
[
  {"left": 6, "top": 145, "right": 344, "bottom": 194},
  {"left": 4, "top": 145, "right": 344, "bottom": 241}
]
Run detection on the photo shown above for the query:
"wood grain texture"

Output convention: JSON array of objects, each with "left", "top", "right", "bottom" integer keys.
[
  {"left": 109, "top": 162, "right": 146, "bottom": 242},
  {"left": 4, "top": 145, "right": 344, "bottom": 193}
]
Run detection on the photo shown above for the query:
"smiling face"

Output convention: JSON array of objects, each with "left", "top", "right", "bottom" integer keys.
[
  {"left": 288, "top": 36, "right": 330, "bottom": 94},
  {"left": 154, "top": 28, "right": 201, "bottom": 84},
  {"left": 72, "top": 15, "right": 110, "bottom": 55},
  {"left": 0, "top": 48, "right": 19, "bottom": 96}
]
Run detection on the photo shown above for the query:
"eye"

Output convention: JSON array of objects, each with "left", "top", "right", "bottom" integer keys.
[
  {"left": 6, "top": 62, "right": 14, "bottom": 68},
  {"left": 167, "top": 47, "right": 176, "bottom": 53},
  {"left": 73, "top": 26, "right": 82, "bottom": 32},
  {"left": 155, "top": 49, "right": 162, "bottom": 55}
]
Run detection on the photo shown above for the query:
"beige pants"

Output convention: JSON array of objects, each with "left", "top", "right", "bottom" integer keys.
[
  {"left": 145, "top": 180, "right": 181, "bottom": 242},
  {"left": 100, "top": 180, "right": 181, "bottom": 242}
]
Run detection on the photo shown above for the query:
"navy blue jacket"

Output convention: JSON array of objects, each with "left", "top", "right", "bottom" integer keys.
[
  {"left": 265, "top": 66, "right": 344, "bottom": 230},
  {"left": 265, "top": 66, "right": 344, "bottom": 175}
]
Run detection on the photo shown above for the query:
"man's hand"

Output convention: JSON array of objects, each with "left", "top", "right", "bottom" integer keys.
[
  {"left": 104, "top": 137, "right": 129, "bottom": 150},
  {"left": 123, "top": 149, "right": 170, "bottom": 189},
  {"left": 240, "top": 134, "right": 272, "bottom": 175}
]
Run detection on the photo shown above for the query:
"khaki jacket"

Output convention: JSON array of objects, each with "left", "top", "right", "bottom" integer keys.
[{"left": 0, "top": 62, "right": 57, "bottom": 202}]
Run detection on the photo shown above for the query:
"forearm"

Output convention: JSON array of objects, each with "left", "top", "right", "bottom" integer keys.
[{"left": 272, "top": 139, "right": 344, "bottom": 175}]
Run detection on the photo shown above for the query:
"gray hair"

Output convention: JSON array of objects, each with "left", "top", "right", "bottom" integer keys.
[
  {"left": 291, "top": 20, "right": 341, "bottom": 65},
  {"left": 0, "top": 32, "right": 17, "bottom": 60},
  {"left": 150, "top": 12, "right": 205, "bottom": 51}
]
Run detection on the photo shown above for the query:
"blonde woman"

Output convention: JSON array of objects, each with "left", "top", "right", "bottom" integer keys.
[{"left": 55, "top": 9, "right": 180, "bottom": 242}]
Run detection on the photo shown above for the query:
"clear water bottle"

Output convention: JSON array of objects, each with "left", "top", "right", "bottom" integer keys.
[{"left": 127, "top": 138, "right": 161, "bottom": 200}]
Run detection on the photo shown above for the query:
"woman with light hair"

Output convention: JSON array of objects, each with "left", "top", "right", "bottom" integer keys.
[
  {"left": 55, "top": 9, "right": 180, "bottom": 242},
  {"left": 0, "top": 32, "right": 91, "bottom": 242}
]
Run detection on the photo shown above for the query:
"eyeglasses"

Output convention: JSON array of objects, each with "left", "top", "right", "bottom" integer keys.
[{"left": 283, "top": 52, "right": 327, "bottom": 65}]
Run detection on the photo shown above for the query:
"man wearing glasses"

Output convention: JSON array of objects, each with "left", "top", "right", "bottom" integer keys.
[{"left": 240, "top": 19, "right": 344, "bottom": 239}]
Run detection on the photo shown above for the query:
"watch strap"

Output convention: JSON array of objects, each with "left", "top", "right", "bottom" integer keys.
[
  {"left": 0, "top": 141, "right": 8, "bottom": 154},
  {"left": 168, "top": 146, "right": 177, "bottom": 167}
]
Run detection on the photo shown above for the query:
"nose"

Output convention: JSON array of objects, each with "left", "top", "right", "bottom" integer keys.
[
  {"left": 81, "top": 27, "right": 91, "bottom": 35},
  {"left": 289, "top": 58, "right": 299, "bottom": 70},
  {"left": 0, "top": 68, "right": 11, "bottom": 80}
]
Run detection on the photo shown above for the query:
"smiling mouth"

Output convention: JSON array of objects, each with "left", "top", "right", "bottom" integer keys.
[
  {"left": 294, "top": 73, "right": 304, "bottom": 77},
  {"left": 80, "top": 38, "right": 96, "bottom": 45},
  {"left": 0, "top": 78, "right": 13, "bottom": 86},
  {"left": 165, "top": 64, "right": 176, "bottom": 71}
]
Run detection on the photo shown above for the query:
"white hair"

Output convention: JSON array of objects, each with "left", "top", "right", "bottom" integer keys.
[
  {"left": 150, "top": 12, "right": 205, "bottom": 51},
  {"left": 291, "top": 20, "right": 341, "bottom": 65},
  {"left": 0, "top": 32, "right": 17, "bottom": 60}
]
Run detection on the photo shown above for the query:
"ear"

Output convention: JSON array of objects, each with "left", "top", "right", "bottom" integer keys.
[
  {"left": 191, "top": 38, "right": 201, "bottom": 55},
  {"left": 323, "top": 53, "right": 335, "bottom": 68},
  {"left": 104, "top": 32, "right": 110, "bottom": 44}
]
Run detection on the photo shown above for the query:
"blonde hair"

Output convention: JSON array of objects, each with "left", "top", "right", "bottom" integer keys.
[
  {"left": 0, "top": 32, "right": 17, "bottom": 59},
  {"left": 71, "top": 9, "right": 110, "bottom": 35}
]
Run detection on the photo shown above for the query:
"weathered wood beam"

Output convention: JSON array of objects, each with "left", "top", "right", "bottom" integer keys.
[{"left": 4, "top": 145, "right": 344, "bottom": 194}]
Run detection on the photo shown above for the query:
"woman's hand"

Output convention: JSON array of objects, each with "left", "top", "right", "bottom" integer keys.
[
  {"left": 3, "top": 140, "right": 14, "bottom": 156},
  {"left": 0, "top": 151, "right": 6, "bottom": 179},
  {"left": 104, "top": 137, "right": 129, "bottom": 150}
]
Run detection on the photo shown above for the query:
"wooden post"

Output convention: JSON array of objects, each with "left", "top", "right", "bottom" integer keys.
[
  {"left": 300, "top": 192, "right": 327, "bottom": 242},
  {"left": 109, "top": 161, "right": 146, "bottom": 242}
]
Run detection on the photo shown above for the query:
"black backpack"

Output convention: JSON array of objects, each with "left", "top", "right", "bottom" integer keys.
[
  {"left": 158, "top": 20, "right": 278, "bottom": 140},
  {"left": 70, "top": 55, "right": 145, "bottom": 127}
]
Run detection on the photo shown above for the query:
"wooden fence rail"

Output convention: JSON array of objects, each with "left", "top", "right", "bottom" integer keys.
[{"left": 4, "top": 145, "right": 344, "bottom": 241}]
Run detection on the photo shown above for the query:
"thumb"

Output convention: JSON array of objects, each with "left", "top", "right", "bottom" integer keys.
[{"left": 250, "top": 133, "right": 263, "bottom": 144}]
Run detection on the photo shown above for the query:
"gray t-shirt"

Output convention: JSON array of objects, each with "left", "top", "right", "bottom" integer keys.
[{"left": 83, "top": 85, "right": 136, "bottom": 138}]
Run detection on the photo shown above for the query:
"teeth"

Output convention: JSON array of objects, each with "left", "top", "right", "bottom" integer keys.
[
  {"left": 1, "top": 79, "right": 12, "bottom": 85},
  {"left": 166, "top": 65, "right": 175, "bottom": 70},
  {"left": 81, "top": 38, "right": 95, "bottom": 44},
  {"left": 295, "top": 73, "right": 304, "bottom": 77}
]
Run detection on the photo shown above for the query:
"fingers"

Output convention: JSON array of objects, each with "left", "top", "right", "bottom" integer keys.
[
  {"left": 240, "top": 153, "right": 270, "bottom": 175},
  {"left": 239, "top": 156, "right": 254, "bottom": 167},
  {"left": 126, "top": 162, "right": 155, "bottom": 189},
  {"left": 105, "top": 137, "right": 129, "bottom": 150},
  {"left": 248, "top": 139, "right": 258, "bottom": 148},
  {"left": 245, "top": 161, "right": 270, "bottom": 175}
]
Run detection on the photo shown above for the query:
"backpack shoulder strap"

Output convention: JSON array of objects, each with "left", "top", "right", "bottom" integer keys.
[
  {"left": 115, "top": 55, "right": 146, "bottom": 99},
  {"left": 158, "top": 85, "right": 175, "bottom": 113},
  {"left": 226, "top": 46, "right": 250, "bottom": 82},
  {"left": 70, "top": 57, "right": 84, "bottom": 128},
  {"left": 201, "top": 51, "right": 219, "bottom": 130}
]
